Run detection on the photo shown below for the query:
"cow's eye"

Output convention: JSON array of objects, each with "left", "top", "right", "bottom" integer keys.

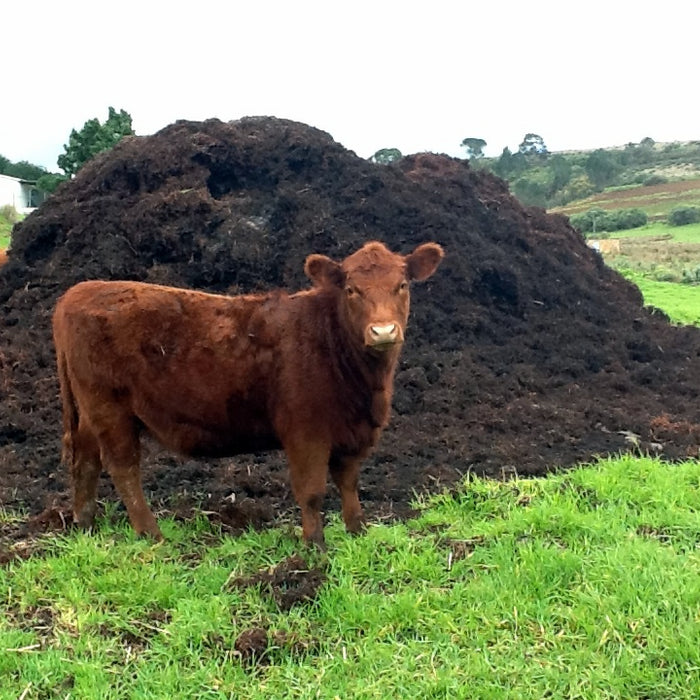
[
  {"left": 345, "top": 286, "right": 355, "bottom": 297},
  {"left": 399, "top": 281, "right": 408, "bottom": 292}
]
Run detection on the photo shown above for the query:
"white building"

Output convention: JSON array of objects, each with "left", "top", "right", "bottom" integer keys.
[{"left": 0, "top": 174, "right": 47, "bottom": 214}]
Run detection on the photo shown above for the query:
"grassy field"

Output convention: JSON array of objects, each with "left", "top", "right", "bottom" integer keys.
[
  {"left": 624, "top": 274, "right": 700, "bottom": 325},
  {"left": 1, "top": 455, "right": 699, "bottom": 699},
  {"left": 612, "top": 221, "right": 700, "bottom": 242},
  {"left": 590, "top": 221, "right": 700, "bottom": 286}
]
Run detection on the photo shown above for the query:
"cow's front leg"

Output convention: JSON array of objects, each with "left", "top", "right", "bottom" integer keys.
[
  {"left": 284, "top": 440, "right": 331, "bottom": 548},
  {"left": 330, "top": 455, "right": 366, "bottom": 535}
]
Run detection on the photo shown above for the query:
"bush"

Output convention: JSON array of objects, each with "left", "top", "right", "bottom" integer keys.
[
  {"left": 0, "top": 204, "right": 19, "bottom": 224},
  {"left": 643, "top": 174, "right": 667, "bottom": 186},
  {"left": 668, "top": 206, "right": 700, "bottom": 226},
  {"left": 570, "top": 207, "right": 647, "bottom": 234},
  {"left": 681, "top": 267, "right": 700, "bottom": 284},
  {"left": 609, "top": 208, "right": 648, "bottom": 230}
]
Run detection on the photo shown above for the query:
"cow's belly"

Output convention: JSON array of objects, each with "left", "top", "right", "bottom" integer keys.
[{"left": 136, "top": 396, "right": 281, "bottom": 458}]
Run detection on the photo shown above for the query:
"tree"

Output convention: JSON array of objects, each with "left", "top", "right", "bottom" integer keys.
[
  {"left": 370, "top": 148, "right": 402, "bottom": 165},
  {"left": 492, "top": 147, "right": 528, "bottom": 179},
  {"left": 561, "top": 175, "right": 595, "bottom": 203},
  {"left": 518, "top": 133, "right": 548, "bottom": 156},
  {"left": 58, "top": 107, "right": 134, "bottom": 177},
  {"left": 492, "top": 147, "right": 513, "bottom": 178},
  {"left": 512, "top": 175, "right": 548, "bottom": 208},
  {"left": 460, "top": 137, "right": 486, "bottom": 160},
  {"left": 549, "top": 154, "right": 572, "bottom": 191},
  {"left": 3, "top": 160, "right": 46, "bottom": 180},
  {"left": 36, "top": 173, "right": 67, "bottom": 194},
  {"left": 584, "top": 149, "right": 619, "bottom": 189}
]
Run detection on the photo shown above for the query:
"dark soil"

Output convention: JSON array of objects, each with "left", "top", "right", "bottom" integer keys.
[
  {"left": 1, "top": 116, "right": 699, "bottom": 542},
  {"left": 229, "top": 554, "right": 326, "bottom": 611},
  {"left": 233, "top": 625, "right": 317, "bottom": 666}
]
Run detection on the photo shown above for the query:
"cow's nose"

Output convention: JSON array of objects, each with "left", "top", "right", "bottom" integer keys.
[{"left": 369, "top": 323, "right": 399, "bottom": 345}]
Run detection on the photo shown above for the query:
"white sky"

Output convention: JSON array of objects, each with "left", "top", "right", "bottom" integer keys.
[{"left": 3, "top": 1, "right": 696, "bottom": 172}]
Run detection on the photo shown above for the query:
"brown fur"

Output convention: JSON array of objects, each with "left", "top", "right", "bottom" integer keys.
[
  {"left": 0, "top": 249, "right": 7, "bottom": 267},
  {"left": 52, "top": 240, "right": 443, "bottom": 545}
]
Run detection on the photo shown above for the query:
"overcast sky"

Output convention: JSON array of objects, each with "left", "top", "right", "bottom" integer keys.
[{"left": 3, "top": 1, "right": 696, "bottom": 172}]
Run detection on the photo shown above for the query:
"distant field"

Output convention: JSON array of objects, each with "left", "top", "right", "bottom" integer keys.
[
  {"left": 595, "top": 222, "right": 700, "bottom": 284},
  {"left": 552, "top": 178, "right": 700, "bottom": 221},
  {"left": 626, "top": 273, "right": 700, "bottom": 325},
  {"left": 612, "top": 221, "right": 700, "bottom": 242}
]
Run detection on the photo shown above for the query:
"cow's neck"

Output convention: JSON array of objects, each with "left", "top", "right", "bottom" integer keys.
[{"left": 335, "top": 324, "right": 399, "bottom": 429}]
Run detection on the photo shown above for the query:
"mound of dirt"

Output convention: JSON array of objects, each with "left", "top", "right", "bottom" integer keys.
[{"left": 1, "top": 117, "right": 699, "bottom": 530}]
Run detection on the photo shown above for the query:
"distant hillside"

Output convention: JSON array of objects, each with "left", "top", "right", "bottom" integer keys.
[
  {"left": 476, "top": 138, "right": 700, "bottom": 210},
  {"left": 550, "top": 178, "right": 700, "bottom": 221}
]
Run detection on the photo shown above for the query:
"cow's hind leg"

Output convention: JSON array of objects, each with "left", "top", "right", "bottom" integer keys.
[
  {"left": 69, "top": 422, "right": 103, "bottom": 529},
  {"left": 97, "top": 416, "right": 162, "bottom": 540},
  {"left": 330, "top": 456, "right": 366, "bottom": 535}
]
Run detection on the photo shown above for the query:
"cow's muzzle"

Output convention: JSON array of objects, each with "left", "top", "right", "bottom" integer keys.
[{"left": 365, "top": 323, "right": 404, "bottom": 350}]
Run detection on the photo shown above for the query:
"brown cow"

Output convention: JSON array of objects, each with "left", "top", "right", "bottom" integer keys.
[
  {"left": 52, "top": 240, "right": 444, "bottom": 546},
  {"left": 0, "top": 249, "right": 7, "bottom": 267}
]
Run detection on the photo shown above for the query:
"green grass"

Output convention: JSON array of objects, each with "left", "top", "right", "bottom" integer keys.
[
  {"left": 2, "top": 455, "right": 699, "bottom": 699},
  {"left": 613, "top": 220, "right": 700, "bottom": 242},
  {"left": 623, "top": 273, "right": 700, "bottom": 325},
  {"left": 0, "top": 205, "right": 17, "bottom": 248}
]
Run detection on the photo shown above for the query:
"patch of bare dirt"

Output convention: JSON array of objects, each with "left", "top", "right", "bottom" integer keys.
[
  {"left": 229, "top": 554, "right": 326, "bottom": 611},
  {"left": 233, "top": 626, "right": 317, "bottom": 666}
]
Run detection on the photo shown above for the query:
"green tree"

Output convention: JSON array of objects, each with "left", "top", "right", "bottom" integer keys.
[
  {"left": 58, "top": 106, "right": 134, "bottom": 177},
  {"left": 569, "top": 208, "right": 607, "bottom": 234},
  {"left": 584, "top": 149, "right": 619, "bottom": 189},
  {"left": 492, "top": 147, "right": 514, "bottom": 178},
  {"left": 512, "top": 175, "right": 548, "bottom": 207},
  {"left": 492, "top": 147, "right": 528, "bottom": 179},
  {"left": 36, "top": 173, "right": 68, "bottom": 194},
  {"left": 460, "top": 137, "right": 487, "bottom": 160},
  {"left": 370, "top": 148, "right": 402, "bottom": 165},
  {"left": 549, "top": 154, "right": 572, "bottom": 191},
  {"left": 559, "top": 175, "right": 596, "bottom": 204},
  {"left": 3, "top": 160, "right": 46, "bottom": 180},
  {"left": 518, "top": 133, "right": 548, "bottom": 156}
]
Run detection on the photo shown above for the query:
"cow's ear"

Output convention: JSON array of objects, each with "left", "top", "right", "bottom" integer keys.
[
  {"left": 406, "top": 243, "right": 444, "bottom": 281},
  {"left": 305, "top": 254, "right": 345, "bottom": 288}
]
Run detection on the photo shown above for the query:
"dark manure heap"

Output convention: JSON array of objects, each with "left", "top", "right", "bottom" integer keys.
[{"left": 1, "top": 117, "right": 699, "bottom": 527}]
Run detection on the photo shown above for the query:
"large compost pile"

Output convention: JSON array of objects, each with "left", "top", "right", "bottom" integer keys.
[{"left": 1, "top": 117, "right": 699, "bottom": 531}]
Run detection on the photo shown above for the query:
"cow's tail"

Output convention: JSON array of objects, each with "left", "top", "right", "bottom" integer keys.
[{"left": 55, "top": 346, "right": 78, "bottom": 469}]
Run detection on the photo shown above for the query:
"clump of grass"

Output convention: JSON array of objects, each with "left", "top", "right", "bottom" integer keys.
[{"left": 1, "top": 456, "right": 699, "bottom": 698}]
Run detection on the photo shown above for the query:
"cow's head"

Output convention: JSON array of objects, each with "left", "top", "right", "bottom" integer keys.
[{"left": 305, "top": 241, "right": 444, "bottom": 354}]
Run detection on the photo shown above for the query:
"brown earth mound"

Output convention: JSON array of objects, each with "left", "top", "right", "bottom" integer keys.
[{"left": 1, "top": 117, "right": 699, "bottom": 533}]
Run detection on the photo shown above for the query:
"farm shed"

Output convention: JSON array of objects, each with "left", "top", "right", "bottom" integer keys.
[{"left": 0, "top": 173, "right": 46, "bottom": 214}]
